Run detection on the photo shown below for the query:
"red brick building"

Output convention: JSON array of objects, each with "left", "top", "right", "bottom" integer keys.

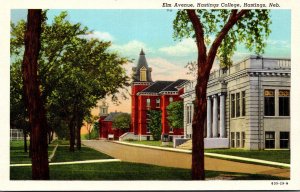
[
  {"left": 131, "top": 49, "right": 187, "bottom": 140},
  {"left": 99, "top": 112, "right": 127, "bottom": 140}
]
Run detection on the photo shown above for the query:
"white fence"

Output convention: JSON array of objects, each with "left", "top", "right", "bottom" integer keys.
[{"left": 10, "top": 129, "right": 24, "bottom": 141}]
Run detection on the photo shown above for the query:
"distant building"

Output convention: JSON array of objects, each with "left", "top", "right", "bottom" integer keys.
[
  {"left": 130, "top": 49, "right": 188, "bottom": 141},
  {"left": 181, "top": 56, "right": 290, "bottom": 150}
]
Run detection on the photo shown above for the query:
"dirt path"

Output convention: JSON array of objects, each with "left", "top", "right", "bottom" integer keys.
[{"left": 83, "top": 140, "right": 290, "bottom": 178}]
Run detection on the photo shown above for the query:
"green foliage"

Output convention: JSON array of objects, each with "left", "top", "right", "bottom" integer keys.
[
  {"left": 148, "top": 110, "right": 162, "bottom": 141},
  {"left": 10, "top": 11, "right": 130, "bottom": 139},
  {"left": 112, "top": 113, "right": 131, "bottom": 130},
  {"left": 166, "top": 101, "right": 183, "bottom": 129},
  {"left": 84, "top": 115, "right": 99, "bottom": 140},
  {"left": 173, "top": 10, "right": 271, "bottom": 68}
]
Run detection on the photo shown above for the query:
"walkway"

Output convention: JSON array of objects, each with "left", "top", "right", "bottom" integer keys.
[
  {"left": 10, "top": 159, "right": 121, "bottom": 167},
  {"left": 83, "top": 140, "right": 290, "bottom": 178}
]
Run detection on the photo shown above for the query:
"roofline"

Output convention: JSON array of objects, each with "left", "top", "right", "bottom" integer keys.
[{"left": 138, "top": 80, "right": 174, "bottom": 94}]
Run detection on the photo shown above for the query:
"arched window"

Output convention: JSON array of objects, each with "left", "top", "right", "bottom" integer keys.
[
  {"left": 140, "top": 67, "right": 147, "bottom": 81},
  {"left": 169, "top": 97, "right": 173, "bottom": 103}
]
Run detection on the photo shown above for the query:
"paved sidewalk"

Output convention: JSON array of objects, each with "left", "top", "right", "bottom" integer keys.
[
  {"left": 10, "top": 159, "right": 121, "bottom": 167},
  {"left": 83, "top": 140, "right": 290, "bottom": 178},
  {"left": 114, "top": 141, "right": 290, "bottom": 168}
]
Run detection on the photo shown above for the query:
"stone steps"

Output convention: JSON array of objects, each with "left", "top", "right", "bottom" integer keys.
[{"left": 176, "top": 139, "right": 192, "bottom": 150}]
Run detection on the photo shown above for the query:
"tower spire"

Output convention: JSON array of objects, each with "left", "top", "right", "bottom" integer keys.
[{"left": 132, "top": 49, "right": 152, "bottom": 82}]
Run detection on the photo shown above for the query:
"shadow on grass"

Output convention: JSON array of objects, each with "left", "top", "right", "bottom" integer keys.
[{"left": 10, "top": 162, "right": 287, "bottom": 180}]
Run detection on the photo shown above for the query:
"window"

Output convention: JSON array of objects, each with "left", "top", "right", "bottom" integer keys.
[
  {"left": 231, "top": 94, "right": 235, "bottom": 118},
  {"left": 231, "top": 132, "right": 235, "bottom": 148},
  {"left": 236, "top": 132, "right": 240, "bottom": 148},
  {"left": 265, "top": 132, "right": 275, "bottom": 149},
  {"left": 156, "top": 98, "right": 160, "bottom": 108},
  {"left": 140, "top": 67, "right": 147, "bottom": 81},
  {"left": 264, "top": 90, "right": 275, "bottom": 116},
  {"left": 101, "top": 108, "right": 106, "bottom": 114},
  {"left": 279, "top": 90, "right": 290, "bottom": 116},
  {"left": 146, "top": 98, "right": 151, "bottom": 108},
  {"left": 236, "top": 93, "right": 240, "bottom": 117},
  {"left": 169, "top": 97, "right": 173, "bottom": 103},
  {"left": 242, "top": 91, "right": 246, "bottom": 116},
  {"left": 280, "top": 132, "right": 289, "bottom": 149},
  {"left": 146, "top": 121, "right": 150, "bottom": 133},
  {"left": 146, "top": 112, "right": 151, "bottom": 133},
  {"left": 242, "top": 132, "right": 245, "bottom": 148},
  {"left": 169, "top": 127, "right": 173, "bottom": 133}
]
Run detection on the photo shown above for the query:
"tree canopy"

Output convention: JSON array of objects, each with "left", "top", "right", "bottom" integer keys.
[
  {"left": 174, "top": 10, "right": 271, "bottom": 67},
  {"left": 112, "top": 113, "right": 131, "bottom": 130},
  {"left": 148, "top": 110, "right": 162, "bottom": 141},
  {"left": 11, "top": 11, "right": 130, "bottom": 151},
  {"left": 167, "top": 101, "right": 184, "bottom": 129},
  {"left": 173, "top": 9, "right": 271, "bottom": 180}
]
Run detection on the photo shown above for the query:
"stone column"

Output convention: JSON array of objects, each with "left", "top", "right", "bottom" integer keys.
[
  {"left": 212, "top": 95, "right": 218, "bottom": 138},
  {"left": 220, "top": 94, "right": 226, "bottom": 138},
  {"left": 206, "top": 96, "right": 212, "bottom": 138}
]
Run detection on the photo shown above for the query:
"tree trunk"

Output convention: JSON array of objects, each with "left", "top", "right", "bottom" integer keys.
[
  {"left": 191, "top": 72, "right": 209, "bottom": 180},
  {"left": 23, "top": 130, "right": 28, "bottom": 153},
  {"left": 69, "top": 117, "right": 76, "bottom": 152},
  {"left": 22, "top": 9, "right": 49, "bottom": 180},
  {"left": 76, "top": 117, "right": 82, "bottom": 150},
  {"left": 29, "top": 138, "right": 32, "bottom": 158},
  {"left": 50, "top": 131, "right": 54, "bottom": 141},
  {"left": 186, "top": 9, "right": 249, "bottom": 180}
]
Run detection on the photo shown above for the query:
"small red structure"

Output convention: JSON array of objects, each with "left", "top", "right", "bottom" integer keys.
[
  {"left": 131, "top": 49, "right": 187, "bottom": 140},
  {"left": 99, "top": 112, "right": 127, "bottom": 140}
]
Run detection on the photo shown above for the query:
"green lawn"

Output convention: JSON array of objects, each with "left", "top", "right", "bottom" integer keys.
[
  {"left": 10, "top": 141, "right": 55, "bottom": 164},
  {"left": 124, "top": 141, "right": 290, "bottom": 164},
  {"left": 205, "top": 149, "right": 290, "bottom": 164},
  {"left": 50, "top": 139, "right": 70, "bottom": 145},
  {"left": 124, "top": 140, "right": 173, "bottom": 147},
  {"left": 51, "top": 145, "right": 112, "bottom": 162},
  {"left": 10, "top": 162, "right": 286, "bottom": 180},
  {"left": 10, "top": 140, "right": 288, "bottom": 180}
]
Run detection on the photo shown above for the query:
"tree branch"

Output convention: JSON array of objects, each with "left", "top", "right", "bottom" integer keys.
[
  {"left": 207, "top": 9, "right": 249, "bottom": 67},
  {"left": 186, "top": 10, "right": 207, "bottom": 62}
]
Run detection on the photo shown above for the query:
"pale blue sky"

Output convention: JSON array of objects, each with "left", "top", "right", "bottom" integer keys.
[
  {"left": 11, "top": 9, "right": 291, "bottom": 79},
  {"left": 45, "top": 10, "right": 291, "bottom": 62},
  {"left": 10, "top": 9, "right": 292, "bottom": 112}
]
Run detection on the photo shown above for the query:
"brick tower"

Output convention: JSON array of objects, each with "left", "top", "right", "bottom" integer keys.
[{"left": 131, "top": 49, "right": 153, "bottom": 135}]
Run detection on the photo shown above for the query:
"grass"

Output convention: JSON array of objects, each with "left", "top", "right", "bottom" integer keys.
[
  {"left": 205, "top": 149, "right": 290, "bottom": 164},
  {"left": 124, "top": 140, "right": 174, "bottom": 148},
  {"left": 10, "top": 141, "right": 56, "bottom": 164},
  {"left": 50, "top": 139, "right": 70, "bottom": 145},
  {"left": 10, "top": 162, "right": 287, "bottom": 180},
  {"left": 51, "top": 145, "right": 112, "bottom": 162},
  {"left": 10, "top": 140, "right": 288, "bottom": 180}
]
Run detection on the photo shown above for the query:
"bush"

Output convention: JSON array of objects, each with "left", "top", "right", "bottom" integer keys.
[{"left": 148, "top": 110, "right": 162, "bottom": 141}]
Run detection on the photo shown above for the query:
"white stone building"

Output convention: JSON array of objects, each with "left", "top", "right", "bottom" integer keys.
[{"left": 181, "top": 56, "right": 290, "bottom": 150}]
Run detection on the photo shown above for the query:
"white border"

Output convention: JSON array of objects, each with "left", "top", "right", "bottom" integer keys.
[{"left": 1, "top": 0, "right": 300, "bottom": 190}]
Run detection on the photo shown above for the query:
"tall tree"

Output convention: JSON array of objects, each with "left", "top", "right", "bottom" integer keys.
[
  {"left": 10, "top": 61, "right": 30, "bottom": 152},
  {"left": 173, "top": 10, "right": 271, "bottom": 180},
  {"left": 11, "top": 11, "right": 130, "bottom": 152},
  {"left": 22, "top": 9, "right": 49, "bottom": 180}
]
